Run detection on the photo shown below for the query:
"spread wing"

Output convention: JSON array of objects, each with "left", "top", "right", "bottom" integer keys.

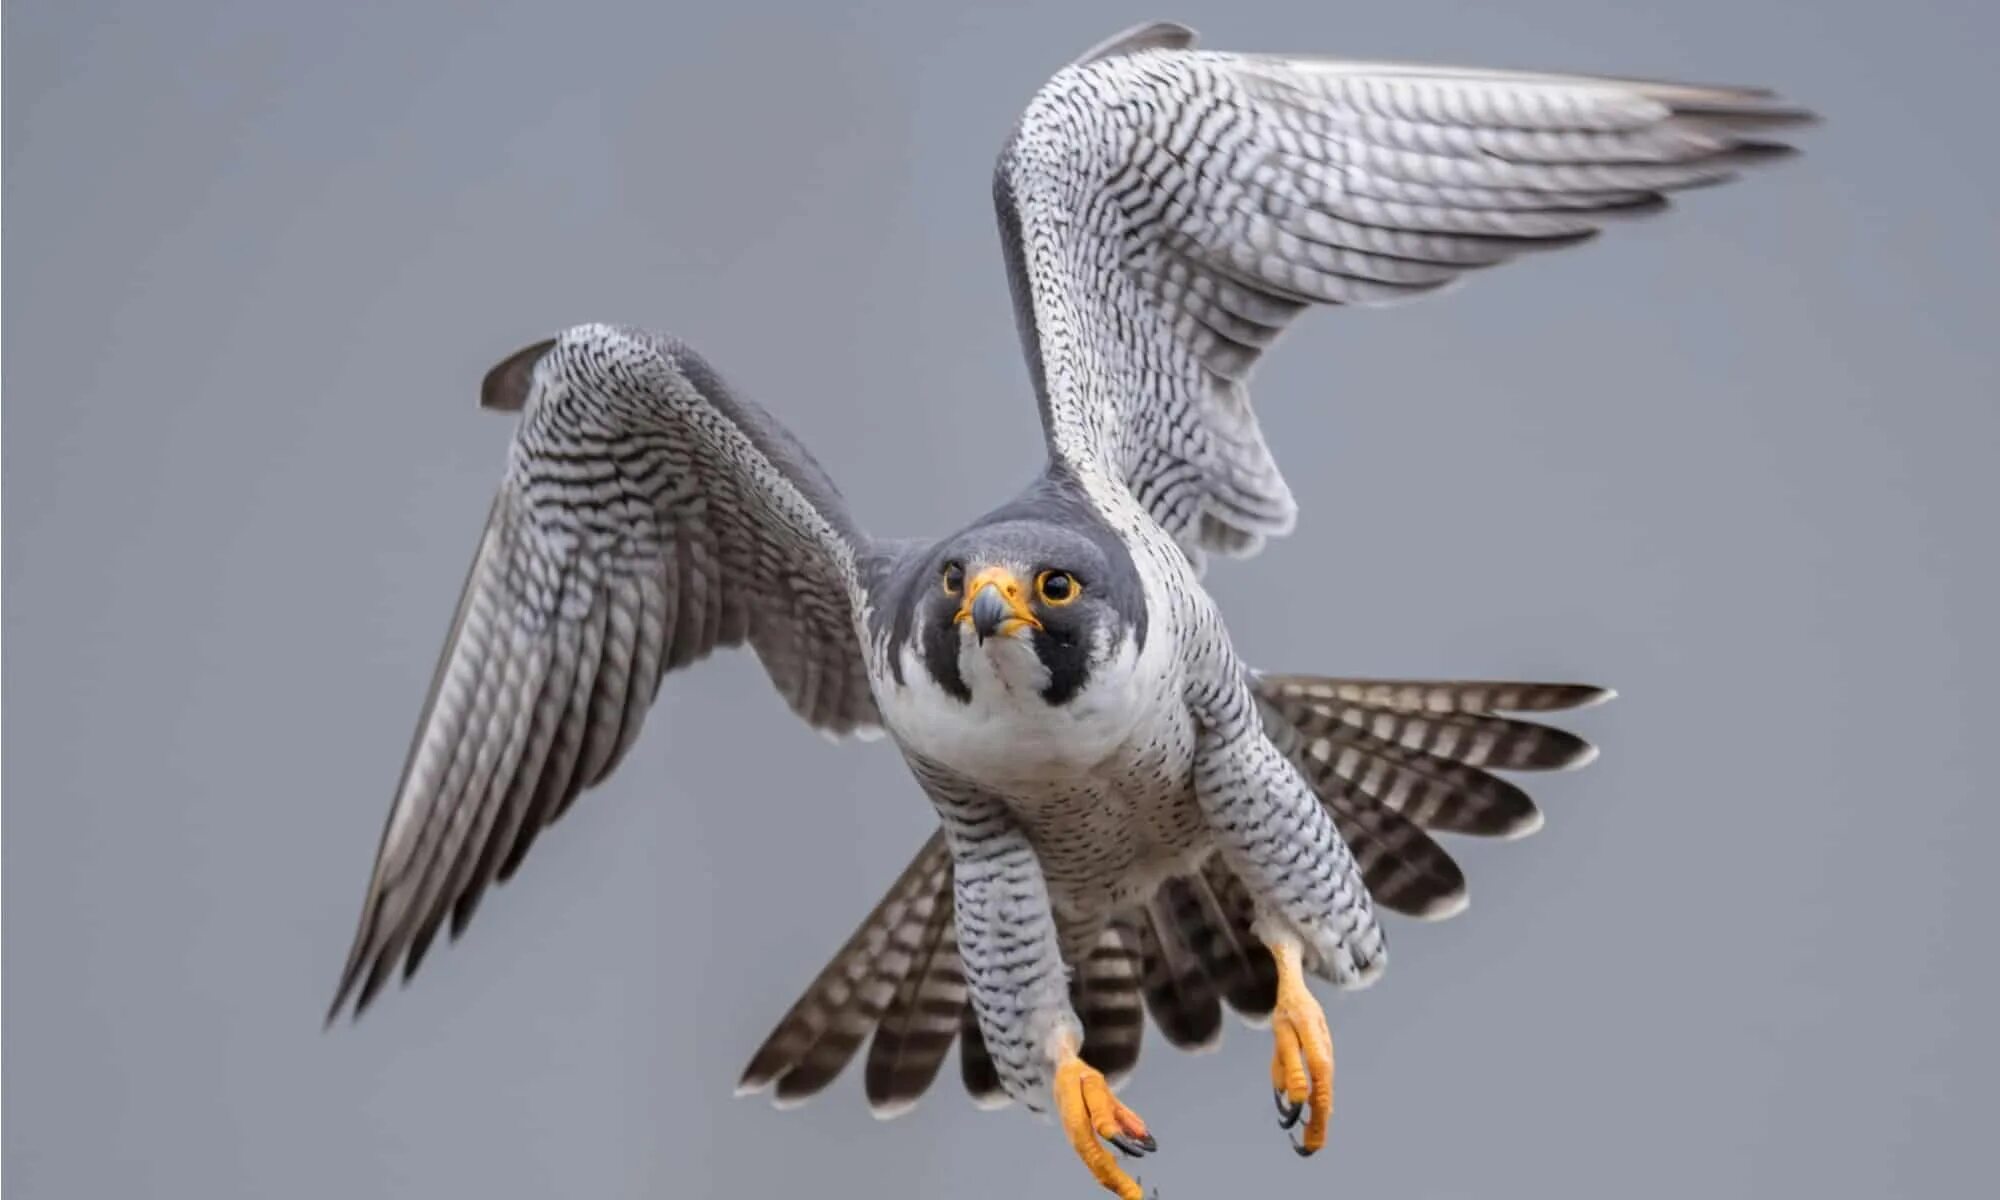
[
  {"left": 328, "top": 325, "right": 880, "bottom": 1020},
  {"left": 995, "top": 20, "right": 1813, "bottom": 563}
]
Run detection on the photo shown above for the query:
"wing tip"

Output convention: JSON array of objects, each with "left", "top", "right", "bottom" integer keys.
[
  {"left": 1070, "top": 20, "right": 1198, "bottom": 67},
  {"left": 479, "top": 337, "right": 557, "bottom": 412}
]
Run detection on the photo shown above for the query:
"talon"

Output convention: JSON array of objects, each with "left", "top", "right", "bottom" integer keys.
[
  {"left": 1266, "top": 937, "right": 1335, "bottom": 1157},
  {"left": 1110, "top": 1130, "right": 1157, "bottom": 1158},
  {"left": 1054, "top": 1038, "right": 1154, "bottom": 1200}
]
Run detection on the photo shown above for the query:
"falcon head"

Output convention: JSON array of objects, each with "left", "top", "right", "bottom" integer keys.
[{"left": 913, "top": 519, "right": 1147, "bottom": 707}]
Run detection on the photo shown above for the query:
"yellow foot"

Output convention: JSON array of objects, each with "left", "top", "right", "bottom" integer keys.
[
  {"left": 1267, "top": 937, "right": 1334, "bottom": 1157},
  {"left": 1053, "top": 1037, "right": 1156, "bottom": 1200}
]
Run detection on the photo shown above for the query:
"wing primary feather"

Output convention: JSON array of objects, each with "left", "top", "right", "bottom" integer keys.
[
  {"left": 1256, "top": 675, "right": 1613, "bottom": 714},
  {"left": 327, "top": 498, "right": 506, "bottom": 1023},
  {"left": 495, "top": 574, "right": 608, "bottom": 883},
  {"left": 330, "top": 327, "right": 884, "bottom": 1022},
  {"left": 447, "top": 593, "right": 581, "bottom": 938},
  {"left": 995, "top": 39, "right": 1807, "bottom": 559},
  {"left": 402, "top": 582, "right": 567, "bottom": 981}
]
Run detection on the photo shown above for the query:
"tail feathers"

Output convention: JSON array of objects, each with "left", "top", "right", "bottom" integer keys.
[
  {"left": 1197, "top": 860, "right": 1280, "bottom": 1019},
  {"left": 1136, "top": 894, "right": 1224, "bottom": 1050},
  {"left": 959, "top": 1005, "right": 1008, "bottom": 1109},
  {"left": 1255, "top": 671, "right": 1612, "bottom": 921},
  {"left": 1157, "top": 873, "right": 1278, "bottom": 1018},
  {"left": 742, "top": 666, "right": 1611, "bottom": 1116},
  {"left": 736, "top": 832, "right": 950, "bottom": 1101},
  {"left": 862, "top": 889, "right": 966, "bottom": 1117},
  {"left": 1073, "top": 923, "right": 1146, "bottom": 1085},
  {"left": 745, "top": 835, "right": 1205, "bottom": 1120}
]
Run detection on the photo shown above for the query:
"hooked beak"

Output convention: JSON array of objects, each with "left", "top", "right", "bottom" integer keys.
[{"left": 955, "top": 567, "right": 1042, "bottom": 643}]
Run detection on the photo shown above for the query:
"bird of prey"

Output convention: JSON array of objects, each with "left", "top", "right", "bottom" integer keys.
[{"left": 327, "top": 20, "right": 1811, "bottom": 1199}]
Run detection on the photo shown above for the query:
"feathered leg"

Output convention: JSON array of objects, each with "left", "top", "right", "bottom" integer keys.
[
  {"left": 1190, "top": 718, "right": 1385, "bottom": 989},
  {"left": 1190, "top": 683, "right": 1380, "bottom": 1163},
  {"left": 920, "top": 763, "right": 1156, "bottom": 1200}
]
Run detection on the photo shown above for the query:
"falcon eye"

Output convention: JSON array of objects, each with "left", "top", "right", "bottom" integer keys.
[
  {"left": 1036, "top": 570, "right": 1080, "bottom": 606},
  {"left": 941, "top": 561, "right": 965, "bottom": 596}
]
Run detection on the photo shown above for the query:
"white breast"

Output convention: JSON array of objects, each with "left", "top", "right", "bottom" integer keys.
[{"left": 879, "top": 622, "right": 1182, "bottom": 790}]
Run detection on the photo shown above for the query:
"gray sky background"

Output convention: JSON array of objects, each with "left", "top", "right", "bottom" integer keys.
[{"left": 6, "top": 1, "right": 1995, "bottom": 1197}]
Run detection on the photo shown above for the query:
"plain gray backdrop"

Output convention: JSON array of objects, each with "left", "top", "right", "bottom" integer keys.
[{"left": 6, "top": 1, "right": 1995, "bottom": 1196}]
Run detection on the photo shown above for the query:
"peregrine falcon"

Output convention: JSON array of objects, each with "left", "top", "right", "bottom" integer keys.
[{"left": 327, "top": 21, "right": 1811, "bottom": 1199}]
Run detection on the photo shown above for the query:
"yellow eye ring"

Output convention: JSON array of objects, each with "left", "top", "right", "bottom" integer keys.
[
  {"left": 941, "top": 561, "right": 965, "bottom": 596},
  {"left": 1035, "top": 570, "right": 1081, "bottom": 607}
]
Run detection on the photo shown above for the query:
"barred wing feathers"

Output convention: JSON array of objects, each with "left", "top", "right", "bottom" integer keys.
[
  {"left": 328, "top": 326, "right": 881, "bottom": 1021},
  {"left": 997, "top": 20, "right": 1811, "bottom": 563}
]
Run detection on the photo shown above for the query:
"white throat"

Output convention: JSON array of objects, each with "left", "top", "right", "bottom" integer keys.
[
  {"left": 883, "top": 623, "right": 1159, "bottom": 788},
  {"left": 959, "top": 627, "right": 1051, "bottom": 700}
]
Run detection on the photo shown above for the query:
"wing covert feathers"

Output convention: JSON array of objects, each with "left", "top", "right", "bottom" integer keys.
[
  {"left": 328, "top": 327, "right": 879, "bottom": 1023},
  {"left": 998, "top": 22, "right": 1812, "bottom": 563}
]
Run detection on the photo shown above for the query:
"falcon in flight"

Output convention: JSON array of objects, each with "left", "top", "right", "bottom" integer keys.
[{"left": 329, "top": 21, "right": 1811, "bottom": 1199}]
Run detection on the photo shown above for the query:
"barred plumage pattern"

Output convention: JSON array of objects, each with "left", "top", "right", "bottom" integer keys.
[
  {"left": 1138, "top": 892, "right": 1226, "bottom": 1050},
  {"left": 959, "top": 1004, "right": 1007, "bottom": 1108},
  {"left": 737, "top": 676, "right": 1608, "bottom": 1114},
  {"left": 328, "top": 328, "right": 882, "bottom": 1021},
  {"left": 737, "top": 19, "right": 1800, "bottom": 1117},
  {"left": 1072, "top": 924, "right": 1148, "bottom": 1085},
  {"left": 863, "top": 873, "right": 967, "bottom": 1114},
  {"left": 329, "top": 19, "right": 1805, "bottom": 1156},
  {"left": 996, "top": 21, "right": 1810, "bottom": 566},
  {"left": 738, "top": 833, "right": 951, "bottom": 1105},
  {"left": 1189, "top": 696, "right": 1387, "bottom": 985},
  {"left": 923, "top": 761, "right": 1084, "bottom": 1113}
]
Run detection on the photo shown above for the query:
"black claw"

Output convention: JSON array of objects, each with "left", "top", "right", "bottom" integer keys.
[
  {"left": 1273, "top": 1088, "right": 1303, "bottom": 1130},
  {"left": 1289, "top": 1129, "right": 1318, "bottom": 1158},
  {"left": 1110, "top": 1131, "right": 1157, "bottom": 1158}
]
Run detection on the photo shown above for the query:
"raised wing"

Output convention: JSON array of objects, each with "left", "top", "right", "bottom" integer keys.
[
  {"left": 996, "top": 21, "right": 1813, "bottom": 563},
  {"left": 328, "top": 325, "right": 879, "bottom": 1020}
]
